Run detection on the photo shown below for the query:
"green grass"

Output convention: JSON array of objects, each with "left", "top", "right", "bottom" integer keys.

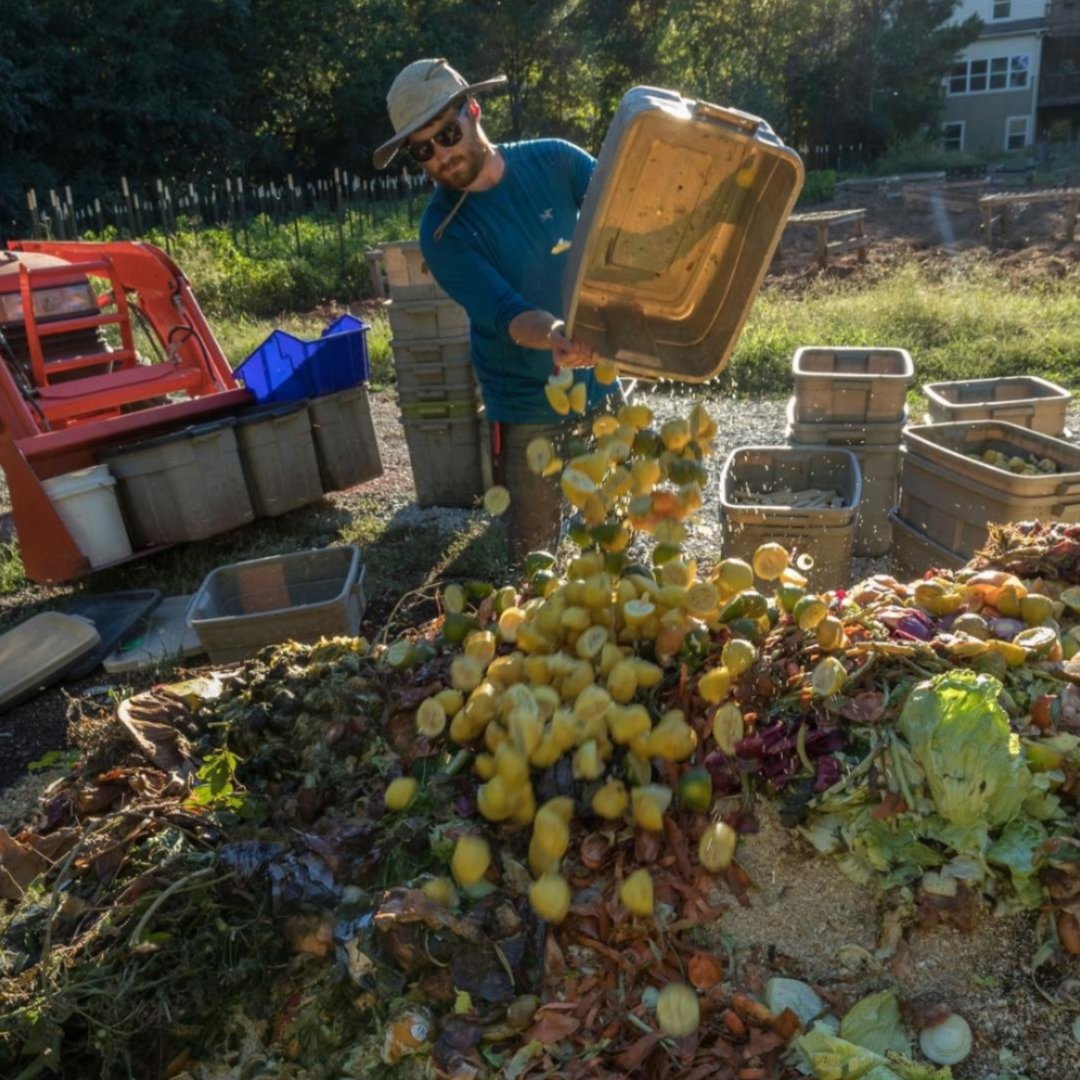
[
  {"left": 210, "top": 310, "right": 394, "bottom": 388},
  {"left": 724, "top": 258, "right": 1080, "bottom": 398}
]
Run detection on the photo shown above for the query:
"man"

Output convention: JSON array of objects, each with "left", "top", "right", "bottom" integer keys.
[{"left": 374, "top": 58, "right": 617, "bottom": 562}]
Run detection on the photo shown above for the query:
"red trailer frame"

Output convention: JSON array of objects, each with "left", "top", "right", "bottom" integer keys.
[{"left": 0, "top": 240, "right": 253, "bottom": 583}]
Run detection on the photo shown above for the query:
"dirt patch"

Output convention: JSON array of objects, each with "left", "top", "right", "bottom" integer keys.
[{"left": 707, "top": 802, "right": 1080, "bottom": 1078}]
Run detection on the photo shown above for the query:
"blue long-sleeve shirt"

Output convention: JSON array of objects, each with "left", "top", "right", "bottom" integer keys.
[{"left": 419, "top": 138, "right": 615, "bottom": 424}]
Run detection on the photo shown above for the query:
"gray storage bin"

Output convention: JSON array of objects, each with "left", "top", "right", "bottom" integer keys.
[
  {"left": 188, "top": 545, "right": 366, "bottom": 663},
  {"left": 308, "top": 385, "right": 384, "bottom": 492},
  {"left": 402, "top": 414, "right": 484, "bottom": 508},
  {"left": 100, "top": 419, "right": 254, "bottom": 547},
  {"left": 235, "top": 401, "right": 324, "bottom": 517},
  {"left": 719, "top": 446, "right": 861, "bottom": 591},
  {"left": 792, "top": 346, "right": 914, "bottom": 423}
]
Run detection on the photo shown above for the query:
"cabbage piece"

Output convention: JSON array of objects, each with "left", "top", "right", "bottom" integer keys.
[
  {"left": 986, "top": 816, "right": 1049, "bottom": 910},
  {"left": 797, "top": 1023, "right": 954, "bottom": 1080},
  {"left": 840, "top": 990, "right": 911, "bottom": 1057},
  {"left": 897, "top": 671, "right": 1031, "bottom": 828}
]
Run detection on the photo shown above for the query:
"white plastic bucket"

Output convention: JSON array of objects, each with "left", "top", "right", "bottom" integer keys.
[{"left": 42, "top": 464, "right": 133, "bottom": 568}]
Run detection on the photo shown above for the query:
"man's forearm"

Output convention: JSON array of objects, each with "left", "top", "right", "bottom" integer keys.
[{"left": 508, "top": 309, "right": 562, "bottom": 351}]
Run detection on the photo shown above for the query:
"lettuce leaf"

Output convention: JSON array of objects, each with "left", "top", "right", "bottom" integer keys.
[
  {"left": 797, "top": 1023, "right": 953, "bottom": 1080},
  {"left": 897, "top": 671, "right": 1031, "bottom": 828},
  {"left": 840, "top": 990, "right": 911, "bottom": 1057}
]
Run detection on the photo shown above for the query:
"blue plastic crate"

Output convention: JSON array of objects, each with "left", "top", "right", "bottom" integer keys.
[{"left": 235, "top": 316, "right": 371, "bottom": 404}]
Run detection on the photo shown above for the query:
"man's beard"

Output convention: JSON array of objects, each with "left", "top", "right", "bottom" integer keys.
[{"left": 433, "top": 140, "right": 487, "bottom": 190}]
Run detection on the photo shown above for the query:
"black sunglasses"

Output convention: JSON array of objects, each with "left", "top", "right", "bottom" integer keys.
[{"left": 406, "top": 104, "right": 468, "bottom": 164}]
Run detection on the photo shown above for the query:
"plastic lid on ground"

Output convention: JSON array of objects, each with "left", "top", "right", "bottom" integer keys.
[{"left": 562, "top": 86, "right": 804, "bottom": 382}]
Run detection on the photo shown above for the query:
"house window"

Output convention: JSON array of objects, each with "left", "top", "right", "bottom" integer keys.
[
  {"left": 942, "top": 122, "right": 965, "bottom": 152},
  {"left": 1005, "top": 115, "right": 1029, "bottom": 150},
  {"left": 948, "top": 53, "right": 1030, "bottom": 95},
  {"left": 992, "top": 1, "right": 1011, "bottom": 18}
]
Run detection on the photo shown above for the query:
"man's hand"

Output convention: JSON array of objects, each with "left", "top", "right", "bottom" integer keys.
[
  {"left": 508, "top": 309, "right": 596, "bottom": 369},
  {"left": 548, "top": 320, "right": 596, "bottom": 370}
]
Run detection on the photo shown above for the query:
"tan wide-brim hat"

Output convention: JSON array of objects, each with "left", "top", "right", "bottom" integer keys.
[{"left": 374, "top": 59, "right": 507, "bottom": 170}]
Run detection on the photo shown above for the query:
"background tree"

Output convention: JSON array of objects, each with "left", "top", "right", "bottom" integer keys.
[{"left": 0, "top": 0, "right": 983, "bottom": 224}]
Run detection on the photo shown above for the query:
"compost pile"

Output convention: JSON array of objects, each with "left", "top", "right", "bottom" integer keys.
[{"left": 4, "top": 427, "right": 1080, "bottom": 1078}]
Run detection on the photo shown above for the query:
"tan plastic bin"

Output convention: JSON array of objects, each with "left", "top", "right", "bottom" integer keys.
[
  {"left": 235, "top": 402, "right": 324, "bottom": 517},
  {"left": 100, "top": 419, "right": 254, "bottom": 547},
  {"left": 381, "top": 240, "right": 445, "bottom": 301},
  {"left": 904, "top": 421, "right": 1080, "bottom": 496},
  {"left": 188, "top": 545, "right": 366, "bottom": 664},
  {"left": 393, "top": 336, "right": 474, "bottom": 395},
  {"left": 785, "top": 399, "right": 904, "bottom": 557},
  {"left": 888, "top": 509, "right": 966, "bottom": 583},
  {"left": 308, "top": 385, "right": 384, "bottom": 492},
  {"left": 387, "top": 297, "right": 469, "bottom": 341},
  {"left": 719, "top": 446, "right": 861, "bottom": 591},
  {"left": 922, "top": 376, "right": 1071, "bottom": 437},
  {"left": 792, "top": 346, "right": 914, "bottom": 423},
  {"left": 899, "top": 423, "right": 1080, "bottom": 557},
  {"left": 402, "top": 414, "right": 485, "bottom": 508},
  {"left": 562, "top": 87, "right": 804, "bottom": 382}
]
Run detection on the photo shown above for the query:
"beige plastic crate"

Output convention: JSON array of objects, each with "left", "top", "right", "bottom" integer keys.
[
  {"left": 898, "top": 450, "right": 1080, "bottom": 558},
  {"left": 793, "top": 346, "right": 914, "bottom": 423},
  {"left": 888, "top": 509, "right": 966, "bottom": 582},
  {"left": 904, "top": 421, "right": 1080, "bottom": 497},
  {"left": 402, "top": 414, "right": 485, "bottom": 508},
  {"left": 922, "top": 376, "right": 1071, "bottom": 437},
  {"left": 381, "top": 240, "right": 446, "bottom": 301},
  {"left": 784, "top": 399, "right": 904, "bottom": 556},
  {"left": 387, "top": 297, "right": 469, "bottom": 341},
  {"left": 719, "top": 446, "right": 861, "bottom": 591},
  {"left": 393, "top": 336, "right": 475, "bottom": 395}
]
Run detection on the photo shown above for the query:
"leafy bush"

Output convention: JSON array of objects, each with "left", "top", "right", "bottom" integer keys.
[
  {"left": 796, "top": 170, "right": 837, "bottom": 207},
  {"left": 872, "top": 137, "right": 983, "bottom": 176}
]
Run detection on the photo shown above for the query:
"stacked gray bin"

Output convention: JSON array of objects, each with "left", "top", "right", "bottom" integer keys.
[
  {"left": 381, "top": 240, "right": 485, "bottom": 508},
  {"left": 787, "top": 346, "right": 913, "bottom": 558}
]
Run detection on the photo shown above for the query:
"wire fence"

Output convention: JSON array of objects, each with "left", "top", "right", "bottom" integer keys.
[{"left": 23, "top": 169, "right": 436, "bottom": 258}]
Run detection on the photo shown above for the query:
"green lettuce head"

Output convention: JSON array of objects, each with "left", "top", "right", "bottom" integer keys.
[{"left": 898, "top": 670, "right": 1031, "bottom": 829}]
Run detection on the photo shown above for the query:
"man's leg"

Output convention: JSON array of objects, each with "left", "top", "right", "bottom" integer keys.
[{"left": 498, "top": 421, "right": 566, "bottom": 564}]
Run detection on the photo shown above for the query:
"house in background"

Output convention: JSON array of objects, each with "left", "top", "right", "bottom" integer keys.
[
  {"left": 1037, "top": 1, "right": 1080, "bottom": 141},
  {"left": 942, "top": 0, "right": 1047, "bottom": 153}
]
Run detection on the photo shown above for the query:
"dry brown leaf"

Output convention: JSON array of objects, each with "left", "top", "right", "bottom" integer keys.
[
  {"left": 613, "top": 1032, "right": 661, "bottom": 1071},
  {"left": 686, "top": 952, "right": 724, "bottom": 990},
  {"left": 525, "top": 1009, "right": 581, "bottom": 1044}
]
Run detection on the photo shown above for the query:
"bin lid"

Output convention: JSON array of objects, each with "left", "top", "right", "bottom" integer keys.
[
  {"left": 235, "top": 400, "right": 309, "bottom": 425},
  {"left": 63, "top": 589, "right": 163, "bottom": 680},
  {"left": 102, "top": 416, "right": 239, "bottom": 457},
  {"left": 562, "top": 87, "right": 804, "bottom": 382},
  {"left": 0, "top": 612, "right": 101, "bottom": 713}
]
